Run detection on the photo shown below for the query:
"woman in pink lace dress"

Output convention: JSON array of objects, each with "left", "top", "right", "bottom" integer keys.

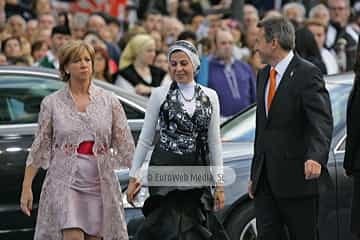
[{"left": 20, "top": 40, "right": 135, "bottom": 240}]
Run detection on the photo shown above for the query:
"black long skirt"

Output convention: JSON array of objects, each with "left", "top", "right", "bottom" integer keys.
[{"left": 133, "top": 188, "right": 230, "bottom": 240}]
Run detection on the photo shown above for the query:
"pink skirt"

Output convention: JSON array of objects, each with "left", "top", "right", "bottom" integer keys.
[{"left": 62, "top": 154, "right": 103, "bottom": 237}]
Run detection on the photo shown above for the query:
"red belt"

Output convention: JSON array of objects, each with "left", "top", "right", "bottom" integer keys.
[{"left": 77, "top": 141, "right": 95, "bottom": 155}]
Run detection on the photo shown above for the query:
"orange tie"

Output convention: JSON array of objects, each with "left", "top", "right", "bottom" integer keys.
[{"left": 267, "top": 68, "right": 277, "bottom": 112}]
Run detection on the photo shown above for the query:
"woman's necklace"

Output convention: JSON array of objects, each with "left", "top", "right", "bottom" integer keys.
[{"left": 178, "top": 87, "right": 196, "bottom": 102}]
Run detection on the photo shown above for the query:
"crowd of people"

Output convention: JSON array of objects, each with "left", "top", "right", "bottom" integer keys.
[{"left": 0, "top": 0, "right": 359, "bottom": 119}]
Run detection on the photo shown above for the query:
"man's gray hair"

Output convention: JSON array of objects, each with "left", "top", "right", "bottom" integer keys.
[
  {"left": 257, "top": 16, "right": 295, "bottom": 51},
  {"left": 282, "top": 2, "right": 306, "bottom": 21},
  {"left": 309, "top": 4, "right": 330, "bottom": 19},
  {"left": 328, "top": 0, "right": 350, "bottom": 8}
]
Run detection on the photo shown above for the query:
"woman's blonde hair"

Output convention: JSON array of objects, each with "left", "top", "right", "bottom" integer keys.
[
  {"left": 58, "top": 40, "right": 95, "bottom": 82},
  {"left": 119, "top": 34, "right": 155, "bottom": 69}
]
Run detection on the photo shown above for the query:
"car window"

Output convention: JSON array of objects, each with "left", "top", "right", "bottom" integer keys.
[
  {"left": 221, "top": 106, "right": 256, "bottom": 142},
  {"left": 0, "top": 76, "right": 63, "bottom": 124},
  {"left": 221, "top": 82, "right": 352, "bottom": 142},
  {"left": 327, "top": 83, "right": 351, "bottom": 133},
  {"left": 120, "top": 100, "right": 145, "bottom": 119},
  {"left": 337, "top": 137, "right": 346, "bottom": 152},
  {"left": 0, "top": 74, "right": 145, "bottom": 124}
]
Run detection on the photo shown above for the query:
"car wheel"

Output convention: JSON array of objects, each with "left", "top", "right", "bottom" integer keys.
[{"left": 225, "top": 202, "right": 257, "bottom": 240}]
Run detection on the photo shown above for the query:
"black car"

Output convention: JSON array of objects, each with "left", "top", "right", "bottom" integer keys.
[{"left": 0, "top": 66, "right": 355, "bottom": 240}]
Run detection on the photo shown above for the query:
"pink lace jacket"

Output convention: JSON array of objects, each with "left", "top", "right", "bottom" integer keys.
[{"left": 26, "top": 83, "right": 135, "bottom": 240}]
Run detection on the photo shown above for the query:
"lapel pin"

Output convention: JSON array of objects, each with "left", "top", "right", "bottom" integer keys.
[{"left": 290, "top": 71, "right": 294, "bottom": 78}]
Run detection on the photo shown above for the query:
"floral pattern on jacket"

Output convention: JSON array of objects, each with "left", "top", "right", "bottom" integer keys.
[{"left": 26, "top": 83, "right": 135, "bottom": 240}]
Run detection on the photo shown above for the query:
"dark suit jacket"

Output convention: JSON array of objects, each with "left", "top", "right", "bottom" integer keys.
[
  {"left": 344, "top": 77, "right": 360, "bottom": 175},
  {"left": 250, "top": 54, "right": 333, "bottom": 198}
]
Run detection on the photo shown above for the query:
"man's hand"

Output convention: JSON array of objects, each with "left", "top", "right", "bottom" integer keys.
[
  {"left": 304, "top": 160, "right": 322, "bottom": 180},
  {"left": 248, "top": 180, "right": 254, "bottom": 199},
  {"left": 214, "top": 186, "right": 225, "bottom": 210}
]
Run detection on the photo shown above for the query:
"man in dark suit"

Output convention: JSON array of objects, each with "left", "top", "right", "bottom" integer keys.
[
  {"left": 344, "top": 41, "right": 360, "bottom": 239},
  {"left": 249, "top": 16, "right": 333, "bottom": 239}
]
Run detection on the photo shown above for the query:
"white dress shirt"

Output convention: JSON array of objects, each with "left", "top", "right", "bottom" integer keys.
[
  {"left": 321, "top": 48, "right": 339, "bottom": 75},
  {"left": 265, "top": 50, "right": 294, "bottom": 114}
]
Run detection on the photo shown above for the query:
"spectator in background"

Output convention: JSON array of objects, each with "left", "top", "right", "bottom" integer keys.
[
  {"left": 83, "top": 31, "right": 118, "bottom": 74},
  {"left": 57, "top": 11, "right": 71, "bottom": 27},
  {"left": 25, "top": 19, "right": 38, "bottom": 42},
  {"left": 177, "top": 0, "right": 198, "bottom": 24},
  {"left": 31, "top": 0, "right": 52, "bottom": 18},
  {"left": 87, "top": 14, "right": 106, "bottom": 33},
  {"left": 20, "top": 36, "right": 32, "bottom": 65},
  {"left": 153, "top": 51, "right": 168, "bottom": 72},
  {"left": 99, "top": 26, "right": 113, "bottom": 43},
  {"left": 142, "top": 9, "right": 162, "bottom": 33},
  {"left": 5, "top": 0, "right": 32, "bottom": 21},
  {"left": 0, "top": 24, "right": 11, "bottom": 43},
  {"left": 154, "top": 50, "right": 171, "bottom": 85},
  {"left": 196, "top": 13, "right": 221, "bottom": 42},
  {"left": 309, "top": 4, "right": 330, "bottom": 27},
  {"left": 196, "top": 37, "right": 212, "bottom": 86},
  {"left": 224, "top": 19, "right": 251, "bottom": 61},
  {"left": 208, "top": 29, "right": 256, "bottom": 119},
  {"left": 167, "top": 0, "right": 179, "bottom": 18},
  {"left": 115, "top": 34, "right": 165, "bottom": 96},
  {"left": 32, "top": 28, "right": 51, "bottom": 45},
  {"left": 0, "top": 0, "right": 5, "bottom": 23},
  {"left": 38, "top": 25, "right": 71, "bottom": 69},
  {"left": 306, "top": 19, "right": 339, "bottom": 74},
  {"left": 37, "top": 13, "right": 56, "bottom": 31},
  {"left": 150, "top": 30, "right": 163, "bottom": 51},
  {"left": 162, "top": 16, "right": 184, "bottom": 50},
  {"left": 0, "top": 53, "right": 7, "bottom": 65},
  {"left": 70, "top": 13, "right": 88, "bottom": 40},
  {"left": 87, "top": 14, "right": 120, "bottom": 64},
  {"left": 244, "top": 25, "right": 259, "bottom": 51},
  {"left": 248, "top": 50, "right": 266, "bottom": 75},
  {"left": 83, "top": 31, "right": 107, "bottom": 49},
  {"left": 6, "top": 14, "right": 26, "bottom": 38},
  {"left": 282, "top": 2, "right": 306, "bottom": 27},
  {"left": 2, "top": 36, "right": 22, "bottom": 60},
  {"left": 243, "top": 4, "right": 259, "bottom": 29},
  {"left": 93, "top": 47, "right": 112, "bottom": 83},
  {"left": 326, "top": 0, "right": 358, "bottom": 71},
  {"left": 263, "top": 9, "right": 283, "bottom": 19},
  {"left": 31, "top": 40, "right": 48, "bottom": 64},
  {"left": 295, "top": 27, "right": 327, "bottom": 74},
  {"left": 106, "top": 17, "right": 121, "bottom": 44},
  {"left": 177, "top": 30, "right": 197, "bottom": 46},
  {"left": 206, "top": 14, "right": 222, "bottom": 41},
  {"left": 190, "top": 14, "right": 204, "bottom": 33}
]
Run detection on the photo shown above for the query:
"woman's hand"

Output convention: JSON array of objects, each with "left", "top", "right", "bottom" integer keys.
[
  {"left": 127, "top": 177, "right": 141, "bottom": 206},
  {"left": 20, "top": 185, "right": 33, "bottom": 216},
  {"left": 214, "top": 186, "right": 225, "bottom": 210}
]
